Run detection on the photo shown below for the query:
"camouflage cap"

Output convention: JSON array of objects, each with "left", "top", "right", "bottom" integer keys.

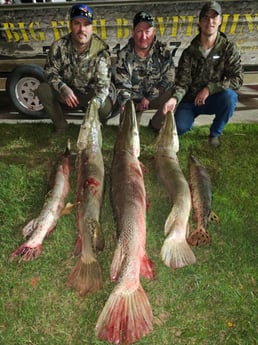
[{"left": 199, "top": 1, "right": 222, "bottom": 19}]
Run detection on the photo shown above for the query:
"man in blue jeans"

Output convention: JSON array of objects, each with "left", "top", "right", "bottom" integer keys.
[{"left": 162, "top": 1, "right": 243, "bottom": 147}]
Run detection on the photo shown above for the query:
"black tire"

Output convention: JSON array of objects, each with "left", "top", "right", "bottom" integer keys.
[
  {"left": 109, "top": 80, "right": 117, "bottom": 105},
  {"left": 6, "top": 64, "right": 47, "bottom": 118},
  {"left": 107, "top": 80, "right": 120, "bottom": 120}
]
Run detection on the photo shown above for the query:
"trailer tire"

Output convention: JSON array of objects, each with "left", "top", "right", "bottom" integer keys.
[
  {"left": 6, "top": 64, "right": 47, "bottom": 118},
  {"left": 106, "top": 80, "right": 120, "bottom": 121}
]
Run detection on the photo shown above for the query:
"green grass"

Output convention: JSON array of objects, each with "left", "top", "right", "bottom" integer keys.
[{"left": 0, "top": 122, "right": 257, "bottom": 345}]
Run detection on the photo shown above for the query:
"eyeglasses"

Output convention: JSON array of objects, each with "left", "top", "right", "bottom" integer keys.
[{"left": 70, "top": 7, "right": 93, "bottom": 21}]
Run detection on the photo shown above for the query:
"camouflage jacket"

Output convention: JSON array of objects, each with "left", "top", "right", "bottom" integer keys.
[
  {"left": 115, "top": 37, "right": 175, "bottom": 105},
  {"left": 44, "top": 33, "right": 111, "bottom": 104},
  {"left": 172, "top": 31, "right": 243, "bottom": 103}
]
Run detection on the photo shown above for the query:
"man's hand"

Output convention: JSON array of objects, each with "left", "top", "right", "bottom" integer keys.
[
  {"left": 60, "top": 85, "right": 79, "bottom": 108},
  {"left": 163, "top": 97, "right": 177, "bottom": 115},
  {"left": 194, "top": 87, "right": 209, "bottom": 106}
]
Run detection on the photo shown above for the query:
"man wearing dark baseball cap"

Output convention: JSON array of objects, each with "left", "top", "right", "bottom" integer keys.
[
  {"left": 133, "top": 11, "right": 154, "bottom": 28},
  {"left": 70, "top": 3, "right": 93, "bottom": 23},
  {"left": 199, "top": 1, "right": 222, "bottom": 19},
  {"left": 37, "top": 3, "right": 113, "bottom": 133},
  {"left": 115, "top": 11, "right": 175, "bottom": 130},
  {"left": 163, "top": 0, "right": 243, "bottom": 148}
]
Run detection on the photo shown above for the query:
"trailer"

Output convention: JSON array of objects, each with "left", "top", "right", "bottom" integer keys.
[{"left": 0, "top": 0, "right": 257, "bottom": 117}]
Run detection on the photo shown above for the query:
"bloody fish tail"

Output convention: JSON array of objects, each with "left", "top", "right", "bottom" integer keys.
[
  {"left": 95, "top": 284, "right": 153, "bottom": 345},
  {"left": 9, "top": 244, "right": 43, "bottom": 262}
]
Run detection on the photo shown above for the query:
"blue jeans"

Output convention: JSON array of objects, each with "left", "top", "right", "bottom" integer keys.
[{"left": 174, "top": 89, "right": 238, "bottom": 137}]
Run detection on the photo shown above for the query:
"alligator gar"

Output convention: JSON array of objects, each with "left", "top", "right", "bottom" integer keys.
[
  {"left": 67, "top": 99, "right": 105, "bottom": 295},
  {"left": 187, "top": 155, "right": 215, "bottom": 246},
  {"left": 9, "top": 140, "right": 71, "bottom": 262},
  {"left": 155, "top": 111, "right": 196, "bottom": 269},
  {"left": 95, "top": 100, "right": 155, "bottom": 345}
]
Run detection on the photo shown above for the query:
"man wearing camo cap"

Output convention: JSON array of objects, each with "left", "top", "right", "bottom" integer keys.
[
  {"left": 163, "top": 1, "right": 243, "bottom": 147},
  {"left": 37, "top": 3, "right": 112, "bottom": 133},
  {"left": 115, "top": 11, "right": 175, "bottom": 130}
]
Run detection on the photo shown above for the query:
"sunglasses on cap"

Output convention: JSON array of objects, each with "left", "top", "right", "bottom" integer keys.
[
  {"left": 70, "top": 6, "right": 93, "bottom": 22},
  {"left": 139, "top": 13, "right": 153, "bottom": 21},
  {"left": 133, "top": 11, "right": 154, "bottom": 28}
]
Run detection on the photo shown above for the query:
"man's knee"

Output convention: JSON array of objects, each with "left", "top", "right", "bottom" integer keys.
[
  {"left": 37, "top": 82, "right": 53, "bottom": 102},
  {"left": 221, "top": 89, "right": 238, "bottom": 108},
  {"left": 175, "top": 122, "right": 191, "bottom": 135},
  {"left": 174, "top": 104, "right": 194, "bottom": 135}
]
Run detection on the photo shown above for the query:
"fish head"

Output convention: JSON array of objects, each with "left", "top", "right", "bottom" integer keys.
[
  {"left": 116, "top": 100, "right": 140, "bottom": 157},
  {"left": 189, "top": 154, "right": 197, "bottom": 165},
  {"left": 189, "top": 154, "right": 204, "bottom": 170},
  {"left": 155, "top": 111, "right": 179, "bottom": 154},
  {"left": 77, "top": 98, "right": 100, "bottom": 151},
  {"left": 189, "top": 154, "right": 200, "bottom": 176}
]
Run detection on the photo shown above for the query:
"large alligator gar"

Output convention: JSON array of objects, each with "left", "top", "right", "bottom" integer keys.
[
  {"left": 9, "top": 141, "right": 71, "bottom": 262},
  {"left": 155, "top": 111, "right": 196, "bottom": 269},
  {"left": 67, "top": 99, "right": 105, "bottom": 296},
  {"left": 95, "top": 100, "right": 155, "bottom": 345},
  {"left": 187, "top": 155, "right": 215, "bottom": 246}
]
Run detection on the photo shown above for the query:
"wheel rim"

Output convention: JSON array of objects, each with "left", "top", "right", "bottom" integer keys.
[{"left": 15, "top": 77, "right": 44, "bottom": 112}]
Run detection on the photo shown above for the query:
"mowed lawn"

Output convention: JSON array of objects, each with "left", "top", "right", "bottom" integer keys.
[{"left": 0, "top": 121, "right": 257, "bottom": 345}]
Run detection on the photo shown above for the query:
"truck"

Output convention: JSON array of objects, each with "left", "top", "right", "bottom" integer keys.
[{"left": 0, "top": 0, "right": 257, "bottom": 118}]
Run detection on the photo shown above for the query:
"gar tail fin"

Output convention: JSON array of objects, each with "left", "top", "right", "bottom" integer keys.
[
  {"left": 95, "top": 283, "right": 153, "bottom": 345},
  {"left": 66, "top": 256, "right": 103, "bottom": 296},
  {"left": 9, "top": 243, "right": 43, "bottom": 262},
  {"left": 187, "top": 227, "right": 211, "bottom": 246},
  {"left": 161, "top": 225, "right": 196, "bottom": 269}
]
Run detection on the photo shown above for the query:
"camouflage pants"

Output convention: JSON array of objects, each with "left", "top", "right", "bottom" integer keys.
[
  {"left": 37, "top": 82, "right": 112, "bottom": 130},
  {"left": 136, "top": 89, "right": 172, "bottom": 130}
]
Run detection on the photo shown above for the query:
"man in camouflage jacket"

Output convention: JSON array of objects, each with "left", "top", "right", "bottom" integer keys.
[
  {"left": 37, "top": 4, "right": 112, "bottom": 133},
  {"left": 115, "top": 11, "right": 175, "bottom": 130},
  {"left": 163, "top": 1, "right": 243, "bottom": 147}
]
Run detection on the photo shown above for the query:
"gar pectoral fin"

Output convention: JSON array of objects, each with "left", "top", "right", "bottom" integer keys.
[{"left": 60, "top": 202, "right": 75, "bottom": 216}]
